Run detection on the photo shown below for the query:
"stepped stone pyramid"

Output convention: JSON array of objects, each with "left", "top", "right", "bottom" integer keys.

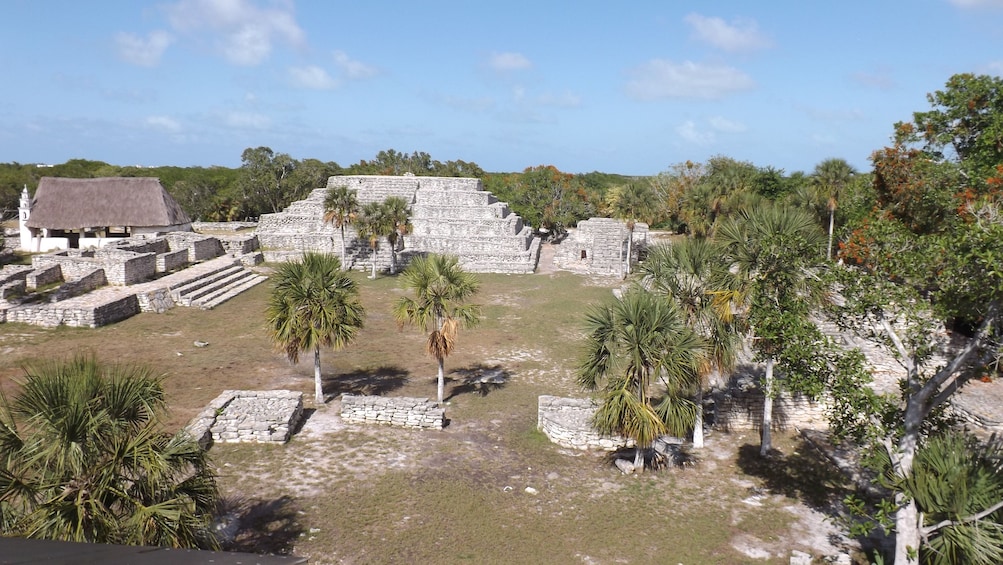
[{"left": 255, "top": 175, "right": 541, "bottom": 274}]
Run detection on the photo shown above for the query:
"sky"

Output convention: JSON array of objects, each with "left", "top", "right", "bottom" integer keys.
[{"left": 1, "top": 1, "right": 1002, "bottom": 176}]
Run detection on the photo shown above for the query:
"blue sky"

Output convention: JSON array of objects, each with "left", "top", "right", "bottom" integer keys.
[{"left": 2, "top": 1, "right": 1002, "bottom": 176}]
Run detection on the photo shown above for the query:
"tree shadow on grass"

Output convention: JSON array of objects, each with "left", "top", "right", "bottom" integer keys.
[
  {"left": 323, "top": 365, "right": 409, "bottom": 396},
  {"left": 735, "top": 435, "right": 853, "bottom": 511},
  {"left": 221, "top": 495, "right": 305, "bottom": 555},
  {"left": 444, "top": 363, "right": 510, "bottom": 401}
]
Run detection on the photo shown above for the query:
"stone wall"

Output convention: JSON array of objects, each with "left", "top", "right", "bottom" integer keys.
[
  {"left": 26, "top": 264, "right": 62, "bottom": 290},
  {"left": 157, "top": 249, "right": 189, "bottom": 272},
  {"left": 537, "top": 395, "right": 632, "bottom": 451},
  {"left": 136, "top": 287, "right": 175, "bottom": 313},
  {"left": 6, "top": 294, "right": 139, "bottom": 328},
  {"left": 340, "top": 394, "right": 445, "bottom": 430},
  {"left": 192, "top": 221, "right": 258, "bottom": 232},
  {"left": 711, "top": 377, "right": 829, "bottom": 432},
  {"left": 50, "top": 268, "right": 107, "bottom": 302},
  {"left": 32, "top": 249, "right": 156, "bottom": 286},
  {"left": 185, "top": 390, "right": 304, "bottom": 448}
]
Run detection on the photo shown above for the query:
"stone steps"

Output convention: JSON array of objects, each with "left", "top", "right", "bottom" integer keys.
[
  {"left": 171, "top": 264, "right": 247, "bottom": 306},
  {"left": 193, "top": 273, "right": 268, "bottom": 310}
]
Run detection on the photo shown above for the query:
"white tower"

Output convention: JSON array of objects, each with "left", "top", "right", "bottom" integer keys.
[{"left": 18, "top": 185, "right": 32, "bottom": 251}]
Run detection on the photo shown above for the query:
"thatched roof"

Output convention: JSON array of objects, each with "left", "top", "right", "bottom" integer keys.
[{"left": 26, "top": 177, "right": 191, "bottom": 230}]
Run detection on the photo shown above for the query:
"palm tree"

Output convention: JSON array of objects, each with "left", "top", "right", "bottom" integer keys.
[
  {"left": 607, "top": 183, "right": 658, "bottom": 277},
  {"left": 266, "top": 252, "right": 365, "bottom": 404},
  {"left": 0, "top": 356, "right": 220, "bottom": 549},
  {"left": 392, "top": 254, "right": 481, "bottom": 405},
  {"left": 716, "top": 205, "right": 827, "bottom": 456},
  {"left": 381, "top": 196, "right": 412, "bottom": 274},
  {"left": 356, "top": 201, "right": 390, "bottom": 279},
  {"left": 323, "top": 184, "right": 359, "bottom": 270},
  {"left": 638, "top": 238, "right": 742, "bottom": 448},
  {"left": 811, "top": 158, "right": 856, "bottom": 260},
  {"left": 578, "top": 289, "right": 706, "bottom": 472}
]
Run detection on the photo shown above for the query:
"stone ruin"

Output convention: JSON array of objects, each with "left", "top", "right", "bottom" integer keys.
[
  {"left": 186, "top": 390, "right": 305, "bottom": 448},
  {"left": 553, "top": 217, "right": 649, "bottom": 277},
  {"left": 0, "top": 231, "right": 266, "bottom": 327},
  {"left": 255, "top": 175, "right": 541, "bottom": 274},
  {"left": 340, "top": 394, "right": 445, "bottom": 430}
]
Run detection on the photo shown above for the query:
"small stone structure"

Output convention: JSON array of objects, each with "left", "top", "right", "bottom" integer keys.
[
  {"left": 711, "top": 376, "right": 829, "bottom": 432},
  {"left": 553, "top": 218, "right": 649, "bottom": 276},
  {"left": 340, "top": 394, "right": 445, "bottom": 430},
  {"left": 537, "top": 395, "right": 632, "bottom": 451},
  {"left": 256, "top": 175, "right": 541, "bottom": 274},
  {"left": 186, "top": 390, "right": 304, "bottom": 448}
]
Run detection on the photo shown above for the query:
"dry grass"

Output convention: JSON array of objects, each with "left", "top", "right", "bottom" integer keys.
[{"left": 0, "top": 268, "right": 860, "bottom": 564}]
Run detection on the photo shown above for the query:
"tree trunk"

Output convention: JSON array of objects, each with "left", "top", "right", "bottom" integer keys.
[
  {"left": 340, "top": 225, "right": 348, "bottom": 270},
  {"left": 314, "top": 346, "right": 323, "bottom": 405},
  {"left": 370, "top": 246, "right": 377, "bottom": 279},
  {"left": 760, "top": 357, "right": 775, "bottom": 457},
  {"left": 634, "top": 445, "right": 644, "bottom": 473},
  {"left": 692, "top": 386, "right": 705, "bottom": 449},
  {"left": 892, "top": 396, "right": 923, "bottom": 564},
  {"left": 625, "top": 229, "right": 634, "bottom": 277},
  {"left": 436, "top": 357, "right": 445, "bottom": 405},
  {"left": 827, "top": 209, "right": 835, "bottom": 260}
]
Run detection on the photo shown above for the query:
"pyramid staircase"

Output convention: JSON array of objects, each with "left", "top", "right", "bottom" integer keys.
[{"left": 169, "top": 260, "right": 268, "bottom": 310}]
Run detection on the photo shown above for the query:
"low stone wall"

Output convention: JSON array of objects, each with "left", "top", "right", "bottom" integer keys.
[
  {"left": 216, "top": 234, "right": 260, "bottom": 255},
  {"left": 537, "top": 395, "right": 632, "bottom": 451},
  {"left": 6, "top": 294, "right": 139, "bottom": 327},
  {"left": 26, "top": 264, "right": 62, "bottom": 290},
  {"left": 340, "top": 394, "right": 445, "bottom": 430},
  {"left": 0, "top": 280, "right": 25, "bottom": 300},
  {"left": 157, "top": 249, "right": 189, "bottom": 272},
  {"left": 193, "top": 221, "right": 258, "bottom": 232},
  {"left": 712, "top": 377, "right": 829, "bottom": 432},
  {"left": 185, "top": 390, "right": 304, "bottom": 448},
  {"left": 136, "top": 287, "right": 175, "bottom": 313},
  {"left": 50, "top": 269, "right": 107, "bottom": 302}
]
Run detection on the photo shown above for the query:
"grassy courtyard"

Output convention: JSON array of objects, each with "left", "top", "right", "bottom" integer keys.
[{"left": 0, "top": 268, "right": 857, "bottom": 564}]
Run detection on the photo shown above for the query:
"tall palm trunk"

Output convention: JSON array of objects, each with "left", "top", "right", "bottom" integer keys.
[
  {"left": 340, "top": 225, "right": 349, "bottom": 270},
  {"left": 760, "top": 356, "right": 775, "bottom": 456},
  {"left": 370, "top": 245, "right": 378, "bottom": 279},
  {"left": 314, "top": 345, "right": 323, "bottom": 405},
  {"left": 625, "top": 223, "right": 635, "bottom": 278},
  {"left": 436, "top": 357, "right": 445, "bottom": 405},
  {"left": 827, "top": 209, "right": 835, "bottom": 260},
  {"left": 692, "top": 386, "right": 705, "bottom": 448}
]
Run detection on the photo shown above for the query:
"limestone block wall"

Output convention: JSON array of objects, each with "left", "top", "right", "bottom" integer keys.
[
  {"left": 185, "top": 390, "right": 305, "bottom": 448},
  {"left": 537, "top": 396, "right": 632, "bottom": 451},
  {"left": 26, "top": 264, "right": 62, "bottom": 290},
  {"left": 0, "top": 265, "right": 32, "bottom": 286},
  {"left": 0, "top": 280, "right": 25, "bottom": 300},
  {"left": 50, "top": 269, "right": 107, "bottom": 302},
  {"left": 192, "top": 221, "right": 258, "bottom": 232},
  {"left": 136, "top": 287, "right": 175, "bottom": 313},
  {"left": 340, "top": 394, "right": 445, "bottom": 430},
  {"left": 103, "top": 251, "right": 157, "bottom": 285},
  {"left": 157, "top": 249, "right": 189, "bottom": 272},
  {"left": 712, "top": 381, "right": 829, "bottom": 432},
  {"left": 216, "top": 234, "right": 260, "bottom": 255},
  {"left": 554, "top": 218, "right": 649, "bottom": 276},
  {"left": 6, "top": 294, "right": 139, "bottom": 328}
]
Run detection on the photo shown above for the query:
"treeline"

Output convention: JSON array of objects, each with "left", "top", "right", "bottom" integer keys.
[{"left": 0, "top": 144, "right": 866, "bottom": 246}]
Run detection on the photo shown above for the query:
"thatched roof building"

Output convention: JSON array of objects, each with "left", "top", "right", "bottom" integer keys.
[{"left": 27, "top": 177, "right": 190, "bottom": 230}]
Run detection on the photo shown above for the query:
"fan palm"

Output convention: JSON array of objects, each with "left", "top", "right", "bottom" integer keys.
[
  {"left": 638, "top": 238, "right": 742, "bottom": 448},
  {"left": 716, "top": 205, "right": 827, "bottom": 455},
  {"left": 0, "top": 356, "right": 219, "bottom": 549},
  {"left": 578, "top": 289, "right": 706, "bottom": 471},
  {"left": 393, "top": 254, "right": 481, "bottom": 405},
  {"left": 811, "top": 158, "right": 856, "bottom": 260},
  {"left": 323, "top": 184, "right": 359, "bottom": 270},
  {"left": 266, "top": 252, "right": 365, "bottom": 404},
  {"left": 381, "top": 196, "right": 412, "bottom": 274},
  {"left": 356, "top": 201, "right": 390, "bottom": 279},
  {"left": 607, "top": 183, "right": 658, "bottom": 276}
]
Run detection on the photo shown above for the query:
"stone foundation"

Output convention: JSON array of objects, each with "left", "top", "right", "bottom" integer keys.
[
  {"left": 340, "top": 394, "right": 445, "bottom": 430},
  {"left": 185, "top": 390, "right": 304, "bottom": 448},
  {"left": 537, "top": 395, "right": 632, "bottom": 451}
]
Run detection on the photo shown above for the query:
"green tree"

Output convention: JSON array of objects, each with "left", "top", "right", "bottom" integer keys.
[
  {"left": 578, "top": 290, "right": 706, "bottom": 471},
  {"left": 392, "top": 254, "right": 481, "bottom": 405},
  {"left": 638, "top": 238, "right": 742, "bottom": 448},
  {"left": 322, "top": 185, "right": 359, "bottom": 270},
  {"left": 265, "top": 253, "right": 365, "bottom": 404},
  {"left": 716, "top": 205, "right": 828, "bottom": 456},
  {"left": 381, "top": 196, "right": 412, "bottom": 275},
  {"left": 237, "top": 146, "right": 297, "bottom": 216},
  {"left": 0, "top": 357, "right": 219, "bottom": 549},
  {"left": 811, "top": 158, "right": 856, "bottom": 260},
  {"left": 356, "top": 201, "right": 390, "bottom": 279}
]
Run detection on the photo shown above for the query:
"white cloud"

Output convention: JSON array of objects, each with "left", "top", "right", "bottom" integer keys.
[
  {"left": 115, "top": 30, "right": 173, "bottom": 67},
  {"left": 164, "top": 0, "right": 306, "bottom": 66},
  {"left": 709, "top": 116, "right": 746, "bottom": 133},
  {"left": 676, "top": 121, "right": 715, "bottom": 145},
  {"left": 684, "top": 13, "right": 772, "bottom": 52},
  {"left": 289, "top": 65, "right": 339, "bottom": 89},
  {"left": 625, "top": 59, "right": 754, "bottom": 100},
  {"left": 488, "top": 52, "right": 532, "bottom": 71},
  {"left": 333, "top": 50, "right": 378, "bottom": 80},
  {"left": 145, "top": 115, "right": 182, "bottom": 132},
  {"left": 224, "top": 111, "right": 270, "bottom": 129}
]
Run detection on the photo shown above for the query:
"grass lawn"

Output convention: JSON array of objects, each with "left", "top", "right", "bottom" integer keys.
[{"left": 0, "top": 268, "right": 859, "bottom": 564}]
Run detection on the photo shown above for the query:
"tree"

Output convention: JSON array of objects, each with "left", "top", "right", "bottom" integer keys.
[
  {"left": 578, "top": 290, "right": 706, "bottom": 471},
  {"left": 716, "top": 205, "right": 828, "bottom": 456},
  {"left": 392, "top": 254, "right": 481, "bottom": 405},
  {"left": 322, "top": 185, "right": 359, "bottom": 270},
  {"left": 381, "top": 196, "right": 412, "bottom": 275},
  {"left": 0, "top": 356, "right": 219, "bottom": 549},
  {"left": 606, "top": 182, "right": 659, "bottom": 277},
  {"left": 266, "top": 253, "right": 365, "bottom": 404},
  {"left": 355, "top": 201, "right": 389, "bottom": 279},
  {"left": 237, "top": 146, "right": 296, "bottom": 216},
  {"left": 811, "top": 158, "right": 856, "bottom": 260},
  {"left": 638, "top": 238, "right": 742, "bottom": 448},
  {"left": 829, "top": 74, "right": 1003, "bottom": 564}
]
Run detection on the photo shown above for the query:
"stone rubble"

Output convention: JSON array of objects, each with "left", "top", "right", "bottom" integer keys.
[{"left": 340, "top": 394, "right": 445, "bottom": 430}]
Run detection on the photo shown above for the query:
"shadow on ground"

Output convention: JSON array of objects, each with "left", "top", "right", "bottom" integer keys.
[
  {"left": 323, "top": 365, "right": 409, "bottom": 396},
  {"left": 735, "top": 437, "right": 852, "bottom": 510},
  {"left": 222, "top": 495, "right": 305, "bottom": 555},
  {"left": 445, "top": 363, "right": 510, "bottom": 401}
]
